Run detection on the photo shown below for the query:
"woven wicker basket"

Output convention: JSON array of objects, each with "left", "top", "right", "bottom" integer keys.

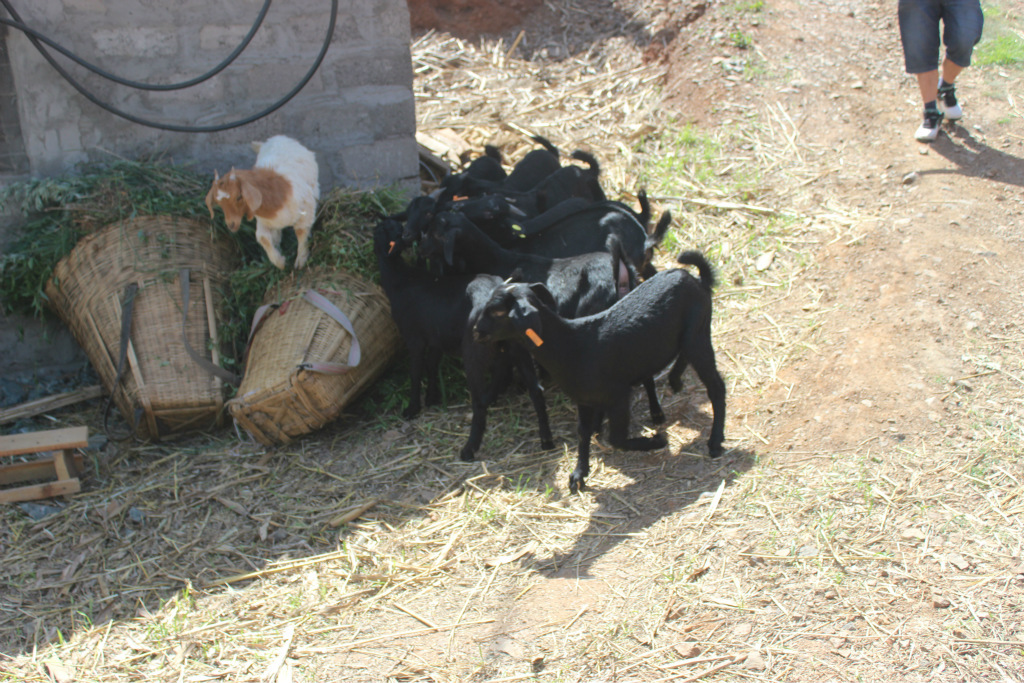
[
  {"left": 227, "top": 267, "right": 400, "bottom": 446},
  {"left": 45, "top": 216, "right": 238, "bottom": 441}
]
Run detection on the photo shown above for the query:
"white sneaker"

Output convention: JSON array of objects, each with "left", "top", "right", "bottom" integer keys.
[
  {"left": 938, "top": 82, "right": 963, "bottom": 120},
  {"left": 915, "top": 108, "right": 944, "bottom": 142}
]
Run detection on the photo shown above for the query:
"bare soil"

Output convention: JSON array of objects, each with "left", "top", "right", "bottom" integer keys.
[{"left": 2, "top": 0, "right": 1022, "bottom": 681}]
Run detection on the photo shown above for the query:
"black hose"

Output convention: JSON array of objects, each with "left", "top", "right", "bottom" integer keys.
[
  {"left": 0, "top": 0, "right": 270, "bottom": 91},
  {"left": 0, "top": 0, "right": 338, "bottom": 133}
]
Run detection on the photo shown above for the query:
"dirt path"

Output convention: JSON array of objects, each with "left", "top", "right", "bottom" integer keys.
[{"left": 2, "top": 1, "right": 1021, "bottom": 681}]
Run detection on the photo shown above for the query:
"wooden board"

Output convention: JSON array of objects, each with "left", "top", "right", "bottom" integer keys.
[
  {"left": 0, "top": 426, "right": 89, "bottom": 503},
  {"left": 0, "top": 426, "right": 89, "bottom": 458}
]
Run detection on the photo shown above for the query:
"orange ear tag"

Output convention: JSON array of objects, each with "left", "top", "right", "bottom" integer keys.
[
  {"left": 453, "top": 195, "right": 469, "bottom": 202},
  {"left": 525, "top": 328, "right": 544, "bottom": 347},
  {"left": 388, "top": 240, "right": 396, "bottom": 254}
]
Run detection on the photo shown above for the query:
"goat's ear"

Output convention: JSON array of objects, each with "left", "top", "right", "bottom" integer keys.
[
  {"left": 240, "top": 177, "right": 263, "bottom": 218},
  {"left": 528, "top": 282, "right": 557, "bottom": 311},
  {"left": 204, "top": 176, "right": 218, "bottom": 218}
]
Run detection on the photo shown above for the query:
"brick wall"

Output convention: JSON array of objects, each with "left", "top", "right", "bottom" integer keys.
[
  {"left": 2, "top": 0, "right": 417, "bottom": 190},
  {"left": 0, "top": 0, "right": 418, "bottom": 377}
]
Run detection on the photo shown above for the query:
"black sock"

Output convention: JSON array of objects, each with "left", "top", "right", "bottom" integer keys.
[{"left": 924, "top": 100, "right": 938, "bottom": 112}]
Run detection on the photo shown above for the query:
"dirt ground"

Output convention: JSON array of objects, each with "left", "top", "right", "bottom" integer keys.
[{"left": 2, "top": 0, "right": 1022, "bottom": 681}]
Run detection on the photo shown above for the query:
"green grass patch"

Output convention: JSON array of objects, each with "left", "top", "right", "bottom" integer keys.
[{"left": 976, "top": 2, "right": 1024, "bottom": 66}]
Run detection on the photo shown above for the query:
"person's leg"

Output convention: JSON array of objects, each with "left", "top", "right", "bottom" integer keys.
[
  {"left": 916, "top": 69, "right": 940, "bottom": 105},
  {"left": 939, "top": 58, "right": 964, "bottom": 86},
  {"left": 899, "top": 0, "right": 946, "bottom": 140},
  {"left": 936, "top": 0, "right": 984, "bottom": 119}
]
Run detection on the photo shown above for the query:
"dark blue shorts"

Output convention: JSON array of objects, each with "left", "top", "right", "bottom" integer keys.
[{"left": 898, "top": 0, "right": 984, "bottom": 73}]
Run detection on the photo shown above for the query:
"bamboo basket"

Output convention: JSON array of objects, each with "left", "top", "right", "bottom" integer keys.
[
  {"left": 228, "top": 267, "right": 400, "bottom": 446},
  {"left": 45, "top": 216, "right": 238, "bottom": 440}
]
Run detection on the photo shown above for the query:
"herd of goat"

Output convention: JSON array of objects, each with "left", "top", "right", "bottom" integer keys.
[
  {"left": 203, "top": 134, "right": 727, "bottom": 492},
  {"left": 377, "top": 136, "right": 726, "bottom": 492}
]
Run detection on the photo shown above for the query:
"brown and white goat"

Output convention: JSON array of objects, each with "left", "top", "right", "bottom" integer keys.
[{"left": 205, "top": 135, "right": 320, "bottom": 269}]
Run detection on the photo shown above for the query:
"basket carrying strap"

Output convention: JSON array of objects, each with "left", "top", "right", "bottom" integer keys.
[
  {"left": 102, "top": 282, "right": 143, "bottom": 441},
  {"left": 180, "top": 268, "right": 241, "bottom": 386},
  {"left": 298, "top": 289, "right": 362, "bottom": 374}
]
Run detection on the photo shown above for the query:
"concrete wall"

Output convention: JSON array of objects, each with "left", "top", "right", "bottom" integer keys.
[
  {"left": 3, "top": 0, "right": 417, "bottom": 189},
  {"left": 0, "top": 0, "right": 419, "bottom": 379}
]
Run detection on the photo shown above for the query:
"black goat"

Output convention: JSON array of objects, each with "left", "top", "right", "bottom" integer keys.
[
  {"left": 374, "top": 219, "right": 553, "bottom": 461},
  {"left": 468, "top": 150, "right": 605, "bottom": 219},
  {"left": 461, "top": 145, "right": 506, "bottom": 182},
  {"left": 422, "top": 211, "right": 670, "bottom": 424},
  {"left": 506, "top": 201, "right": 672, "bottom": 280},
  {"left": 422, "top": 210, "right": 633, "bottom": 319},
  {"left": 442, "top": 135, "right": 562, "bottom": 197},
  {"left": 472, "top": 251, "right": 726, "bottom": 493}
]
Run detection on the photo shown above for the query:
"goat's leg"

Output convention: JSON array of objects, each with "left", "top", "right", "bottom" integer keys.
[
  {"left": 423, "top": 347, "right": 444, "bottom": 406},
  {"left": 512, "top": 348, "right": 554, "bottom": 450},
  {"left": 459, "top": 351, "right": 492, "bottom": 462},
  {"left": 642, "top": 376, "right": 665, "bottom": 424},
  {"left": 689, "top": 344, "right": 727, "bottom": 457},
  {"left": 256, "top": 223, "right": 287, "bottom": 269},
  {"left": 607, "top": 395, "right": 668, "bottom": 451},
  {"left": 403, "top": 343, "right": 426, "bottom": 419},
  {"left": 293, "top": 221, "right": 312, "bottom": 269},
  {"left": 570, "top": 405, "right": 600, "bottom": 493},
  {"left": 668, "top": 356, "right": 689, "bottom": 393},
  {"left": 481, "top": 349, "right": 514, "bottom": 405}
]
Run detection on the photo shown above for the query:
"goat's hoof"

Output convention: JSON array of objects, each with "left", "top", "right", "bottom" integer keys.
[
  {"left": 651, "top": 410, "right": 666, "bottom": 425},
  {"left": 707, "top": 442, "right": 723, "bottom": 458},
  {"left": 669, "top": 379, "right": 682, "bottom": 393},
  {"left": 401, "top": 407, "right": 419, "bottom": 420},
  {"left": 652, "top": 433, "right": 669, "bottom": 449},
  {"left": 540, "top": 438, "right": 555, "bottom": 450},
  {"left": 568, "top": 471, "right": 587, "bottom": 494},
  {"left": 459, "top": 451, "right": 476, "bottom": 463}
]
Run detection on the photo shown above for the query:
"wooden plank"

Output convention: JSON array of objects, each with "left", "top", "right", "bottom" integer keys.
[
  {"left": 0, "top": 426, "right": 89, "bottom": 458},
  {"left": 0, "top": 453, "right": 84, "bottom": 486},
  {"left": 53, "top": 451, "right": 73, "bottom": 481},
  {"left": 0, "top": 478, "right": 81, "bottom": 504},
  {"left": 0, "top": 385, "right": 104, "bottom": 425}
]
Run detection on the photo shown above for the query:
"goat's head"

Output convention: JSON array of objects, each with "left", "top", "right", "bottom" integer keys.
[
  {"left": 374, "top": 218, "right": 408, "bottom": 259},
  {"left": 204, "top": 169, "right": 262, "bottom": 233},
  {"left": 473, "top": 281, "right": 554, "bottom": 347}
]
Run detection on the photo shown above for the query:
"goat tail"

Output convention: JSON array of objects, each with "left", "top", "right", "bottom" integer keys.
[
  {"left": 483, "top": 144, "right": 503, "bottom": 162},
  {"left": 570, "top": 150, "right": 600, "bottom": 174},
  {"left": 676, "top": 250, "right": 716, "bottom": 291},
  {"left": 636, "top": 188, "right": 651, "bottom": 227},
  {"left": 531, "top": 134, "right": 560, "bottom": 158},
  {"left": 646, "top": 210, "right": 672, "bottom": 250}
]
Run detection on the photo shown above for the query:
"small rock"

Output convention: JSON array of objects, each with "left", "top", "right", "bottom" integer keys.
[
  {"left": 18, "top": 502, "right": 62, "bottom": 521},
  {"left": 947, "top": 552, "right": 970, "bottom": 571},
  {"left": 830, "top": 636, "right": 846, "bottom": 648},
  {"left": 754, "top": 251, "right": 775, "bottom": 272},
  {"left": 902, "top": 171, "right": 920, "bottom": 185},
  {"left": 933, "top": 596, "right": 951, "bottom": 608},
  {"left": 824, "top": 588, "right": 838, "bottom": 600},
  {"left": 797, "top": 544, "right": 818, "bottom": 558},
  {"left": 742, "top": 650, "right": 766, "bottom": 670},
  {"left": 901, "top": 528, "right": 926, "bottom": 543},
  {"left": 733, "top": 622, "right": 753, "bottom": 637},
  {"left": 675, "top": 643, "right": 701, "bottom": 659},
  {"left": 128, "top": 506, "right": 145, "bottom": 524}
]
